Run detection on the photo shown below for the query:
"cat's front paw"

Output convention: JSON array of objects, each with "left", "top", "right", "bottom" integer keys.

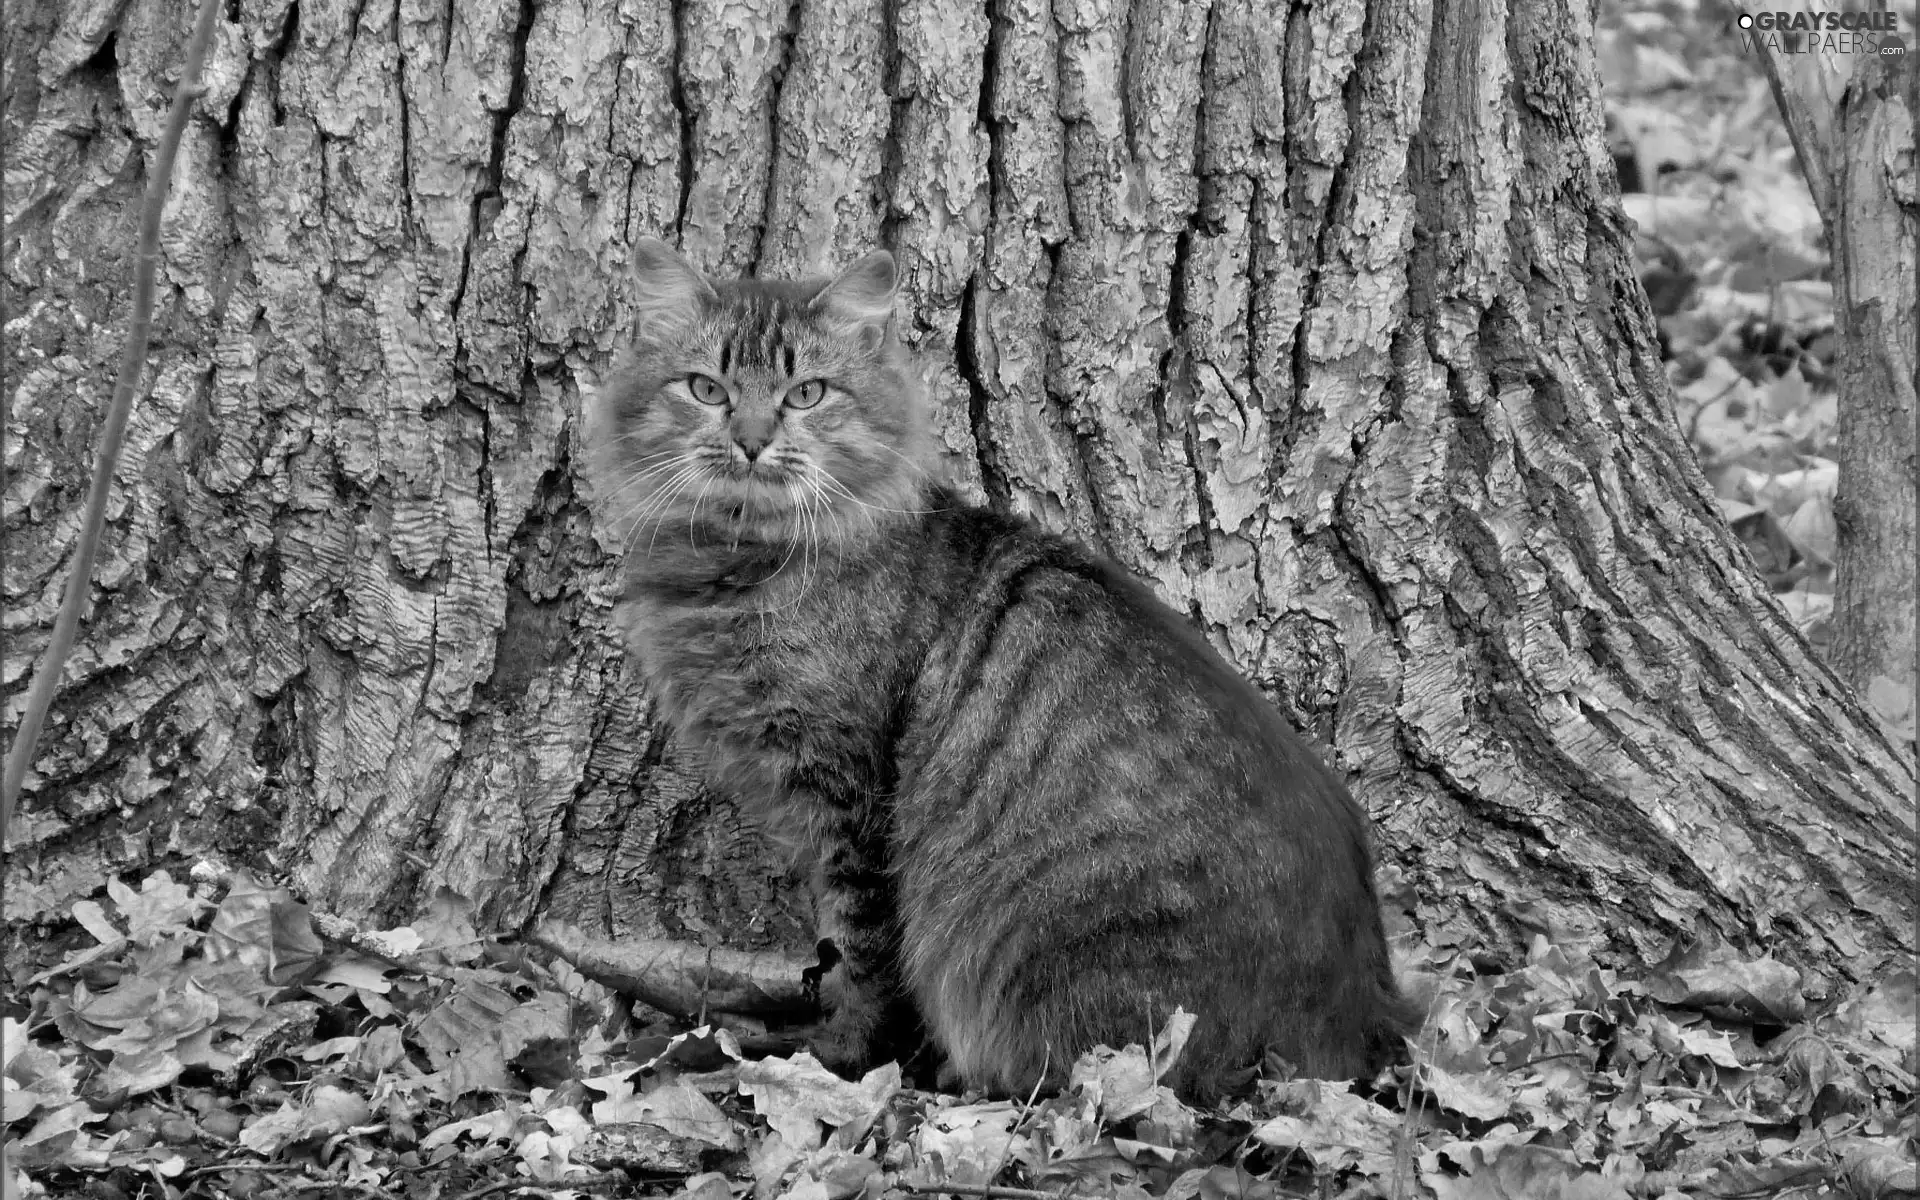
[
  {"left": 802, "top": 940, "right": 897, "bottom": 1077},
  {"left": 805, "top": 1014, "right": 880, "bottom": 1076},
  {"left": 810, "top": 986, "right": 888, "bottom": 1076}
]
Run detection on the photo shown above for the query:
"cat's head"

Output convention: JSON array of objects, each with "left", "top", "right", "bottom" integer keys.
[{"left": 587, "top": 239, "right": 930, "bottom": 554}]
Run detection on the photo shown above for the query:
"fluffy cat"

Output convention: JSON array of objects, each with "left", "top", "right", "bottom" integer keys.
[{"left": 584, "top": 238, "right": 1415, "bottom": 1099}]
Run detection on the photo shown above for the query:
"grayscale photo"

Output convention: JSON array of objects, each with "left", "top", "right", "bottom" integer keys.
[{"left": 3, "top": 0, "right": 1914, "bottom": 1196}]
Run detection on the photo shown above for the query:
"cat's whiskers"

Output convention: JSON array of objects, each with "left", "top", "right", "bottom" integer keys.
[
  {"left": 610, "top": 455, "right": 706, "bottom": 529},
  {"left": 796, "top": 463, "right": 852, "bottom": 548},
  {"left": 599, "top": 451, "right": 708, "bottom": 510},
  {"left": 791, "top": 479, "right": 824, "bottom": 613},
  {"left": 616, "top": 460, "right": 711, "bottom": 561},
  {"left": 803, "top": 465, "right": 868, "bottom": 530},
  {"left": 641, "top": 469, "right": 714, "bottom": 561},
  {"left": 607, "top": 471, "right": 700, "bottom": 557},
  {"left": 686, "top": 471, "right": 722, "bottom": 550},
  {"left": 761, "top": 501, "right": 808, "bottom": 616},
  {"left": 818, "top": 475, "right": 852, "bottom": 559},
  {"left": 747, "top": 465, "right": 814, "bottom": 605},
  {"left": 601, "top": 450, "right": 708, "bottom": 518},
  {"left": 602, "top": 453, "right": 702, "bottom": 510},
  {"left": 792, "top": 477, "right": 826, "bottom": 614},
  {"left": 806, "top": 472, "right": 845, "bottom": 598},
  {"left": 806, "top": 461, "right": 936, "bottom": 521},
  {"left": 624, "top": 482, "right": 696, "bottom": 563},
  {"left": 758, "top": 473, "right": 832, "bottom": 618}
]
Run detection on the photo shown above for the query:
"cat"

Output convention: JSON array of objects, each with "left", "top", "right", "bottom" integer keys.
[{"left": 583, "top": 238, "right": 1417, "bottom": 1099}]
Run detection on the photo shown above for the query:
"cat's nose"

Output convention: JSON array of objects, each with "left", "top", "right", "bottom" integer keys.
[{"left": 729, "top": 411, "right": 777, "bottom": 461}]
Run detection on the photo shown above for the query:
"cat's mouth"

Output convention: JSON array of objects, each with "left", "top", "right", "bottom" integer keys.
[
  {"left": 710, "top": 468, "right": 804, "bottom": 513},
  {"left": 722, "top": 462, "right": 796, "bottom": 492}
]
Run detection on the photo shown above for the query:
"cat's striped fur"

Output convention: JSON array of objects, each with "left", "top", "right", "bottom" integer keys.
[{"left": 585, "top": 239, "right": 1415, "bottom": 1098}]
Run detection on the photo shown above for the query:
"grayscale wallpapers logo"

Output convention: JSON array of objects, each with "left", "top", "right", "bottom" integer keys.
[{"left": 1734, "top": 10, "right": 1908, "bottom": 55}]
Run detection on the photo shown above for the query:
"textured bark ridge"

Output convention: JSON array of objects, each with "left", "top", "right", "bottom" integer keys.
[{"left": 4, "top": 0, "right": 1913, "bottom": 983}]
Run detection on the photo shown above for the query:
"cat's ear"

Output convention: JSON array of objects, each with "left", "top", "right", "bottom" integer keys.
[
  {"left": 810, "top": 250, "right": 897, "bottom": 345},
  {"left": 630, "top": 237, "right": 715, "bottom": 339}
]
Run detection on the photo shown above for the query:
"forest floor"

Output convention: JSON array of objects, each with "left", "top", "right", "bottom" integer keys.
[
  {"left": 4, "top": 863, "right": 1915, "bottom": 1200},
  {"left": 5, "top": 1, "right": 1916, "bottom": 1198}
]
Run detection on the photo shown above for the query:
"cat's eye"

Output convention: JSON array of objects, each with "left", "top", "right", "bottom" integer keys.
[
  {"left": 687, "top": 373, "right": 728, "bottom": 406},
  {"left": 786, "top": 380, "right": 827, "bottom": 409}
]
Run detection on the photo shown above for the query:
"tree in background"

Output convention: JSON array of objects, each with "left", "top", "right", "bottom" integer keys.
[
  {"left": 1752, "top": 29, "right": 1917, "bottom": 724},
  {"left": 4, "top": 0, "right": 1912, "bottom": 993}
]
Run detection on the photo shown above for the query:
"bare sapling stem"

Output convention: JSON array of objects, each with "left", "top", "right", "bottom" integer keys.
[{"left": 2, "top": 0, "right": 226, "bottom": 834}]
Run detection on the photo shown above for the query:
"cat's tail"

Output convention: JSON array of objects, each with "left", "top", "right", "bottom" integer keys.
[{"left": 1365, "top": 947, "right": 1434, "bottom": 1072}]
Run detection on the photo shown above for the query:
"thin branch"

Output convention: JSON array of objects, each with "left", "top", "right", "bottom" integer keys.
[
  {"left": 1, "top": 0, "right": 226, "bottom": 833},
  {"left": 181, "top": 1163, "right": 314, "bottom": 1182},
  {"left": 896, "top": 1183, "right": 1069, "bottom": 1200},
  {"left": 526, "top": 918, "right": 820, "bottom": 1019},
  {"left": 452, "top": 1171, "right": 630, "bottom": 1200}
]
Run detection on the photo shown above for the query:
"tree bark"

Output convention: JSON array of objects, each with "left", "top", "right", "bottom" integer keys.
[
  {"left": 1753, "top": 37, "right": 1918, "bottom": 721},
  {"left": 4, "top": 0, "right": 1913, "bottom": 989}
]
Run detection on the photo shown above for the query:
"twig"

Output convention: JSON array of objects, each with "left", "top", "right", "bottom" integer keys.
[
  {"left": 1, "top": 0, "right": 226, "bottom": 833},
  {"left": 897, "top": 1184, "right": 1068, "bottom": 1200},
  {"left": 1146, "top": 1003, "right": 1159, "bottom": 1095},
  {"left": 307, "top": 909, "right": 467, "bottom": 979},
  {"left": 180, "top": 1162, "right": 320, "bottom": 1183},
  {"left": 526, "top": 919, "right": 818, "bottom": 1019},
  {"left": 218, "top": 1177, "right": 374, "bottom": 1200},
  {"left": 303, "top": 1182, "right": 392, "bottom": 1200},
  {"left": 985, "top": 1048, "right": 1051, "bottom": 1186},
  {"left": 451, "top": 1170, "right": 628, "bottom": 1200},
  {"left": 181, "top": 1160, "right": 396, "bottom": 1199}
]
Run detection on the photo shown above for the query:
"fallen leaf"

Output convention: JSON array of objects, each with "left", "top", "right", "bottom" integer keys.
[
  {"left": 236, "top": 1083, "right": 372, "bottom": 1155},
  {"left": 676, "top": 1170, "right": 737, "bottom": 1200},
  {"left": 1646, "top": 935, "right": 1806, "bottom": 1025},
  {"left": 907, "top": 1100, "right": 1024, "bottom": 1186},
  {"left": 1250, "top": 1082, "right": 1402, "bottom": 1176},
  {"left": 1425, "top": 1140, "right": 1632, "bottom": 1200},
  {"left": 417, "top": 1108, "right": 518, "bottom": 1153},
  {"left": 108, "top": 873, "right": 208, "bottom": 947},
  {"left": 202, "top": 869, "right": 279, "bottom": 972},
  {"left": 595, "top": 1078, "right": 740, "bottom": 1148},
  {"left": 737, "top": 1053, "right": 899, "bottom": 1151},
  {"left": 1825, "top": 969, "right": 1918, "bottom": 1055},
  {"left": 1423, "top": 1061, "right": 1515, "bottom": 1121},
  {"left": 1067, "top": 1010, "right": 1196, "bottom": 1123}
]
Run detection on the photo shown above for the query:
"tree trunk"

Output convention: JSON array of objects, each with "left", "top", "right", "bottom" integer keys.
[
  {"left": 1753, "top": 37, "right": 1918, "bottom": 723},
  {"left": 4, "top": 0, "right": 1913, "bottom": 988}
]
